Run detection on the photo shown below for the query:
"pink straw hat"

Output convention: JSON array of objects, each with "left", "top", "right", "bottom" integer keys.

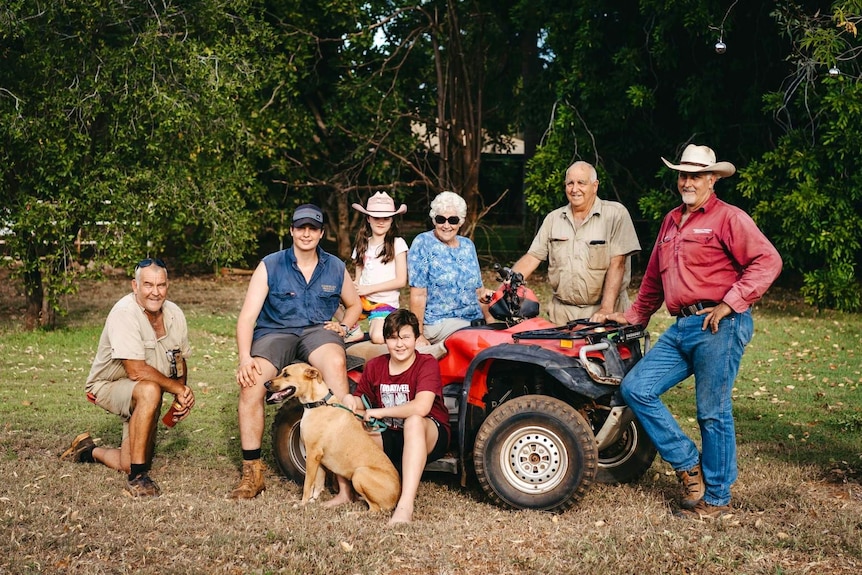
[{"left": 351, "top": 191, "right": 407, "bottom": 217}]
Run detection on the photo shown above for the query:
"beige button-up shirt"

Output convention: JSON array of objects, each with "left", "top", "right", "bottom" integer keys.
[{"left": 527, "top": 198, "right": 640, "bottom": 318}]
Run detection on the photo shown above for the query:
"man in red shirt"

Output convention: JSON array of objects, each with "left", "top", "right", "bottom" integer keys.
[{"left": 605, "top": 144, "right": 782, "bottom": 519}]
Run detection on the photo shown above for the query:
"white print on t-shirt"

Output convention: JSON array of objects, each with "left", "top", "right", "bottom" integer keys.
[{"left": 380, "top": 382, "right": 410, "bottom": 429}]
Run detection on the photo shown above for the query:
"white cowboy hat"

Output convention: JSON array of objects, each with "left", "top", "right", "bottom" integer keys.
[
  {"left": 661, "top": 144, "right": 736, "bottom": 178},
  {"left": 351, "top": 191, "right": 407, "bottom": 217}
]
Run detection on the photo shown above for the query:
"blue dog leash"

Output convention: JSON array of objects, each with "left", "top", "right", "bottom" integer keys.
[
  {"left": 359, "top": 395, "right": 388, "bottom": 432},
  {"left": 310, "top": 391, "right": 387, "bottom": 432}
]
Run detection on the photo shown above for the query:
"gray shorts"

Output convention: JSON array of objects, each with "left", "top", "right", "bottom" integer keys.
[
  {"left": 423, "top": 318, "right": 472, "bottom": 344},
  {"left": 251, "top": 325, "right": 345, "bottom": 371}
]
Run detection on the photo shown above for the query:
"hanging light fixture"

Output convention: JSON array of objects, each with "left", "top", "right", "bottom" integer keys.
[{"left": 709, "top": 0, "right": 740, "bottom": 56}]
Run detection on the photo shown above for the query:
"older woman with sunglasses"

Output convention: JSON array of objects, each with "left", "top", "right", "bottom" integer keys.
[{"left": 407, "top": 191, "right": 493, "bottom": 350}]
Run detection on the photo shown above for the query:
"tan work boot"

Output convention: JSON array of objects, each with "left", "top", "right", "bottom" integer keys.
[
  {"left": 674, "top": 499, "right": 732, "bottom": 520},
  {"left": 229, "top": 459, "right": 267, "bottom": 499},
  {"left": 676, "top": 463, "right": 705, "bottom": 509}
]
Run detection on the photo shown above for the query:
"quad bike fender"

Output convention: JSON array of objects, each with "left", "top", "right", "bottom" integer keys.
[
  {"left": 456, "top": 343, "right": 617, "bottom": 467},
  {"left": 462, "top": 343, "right": 615, "bottom": 407}
]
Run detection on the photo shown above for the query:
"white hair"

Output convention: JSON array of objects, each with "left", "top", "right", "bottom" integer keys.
[
  {"left": 429, "top": 191, "right": 467, "bottom": 220},
  {"left": 567, "top": 161, "right": 598, "bottom": 183},
  {"left": 135, "top": 262, "right": 168, "bottom": 284}
]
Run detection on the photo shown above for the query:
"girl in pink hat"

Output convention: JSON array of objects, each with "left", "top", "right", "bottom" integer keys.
[{"left": 343, "top": 192, "right": 409, "bottom": 343}]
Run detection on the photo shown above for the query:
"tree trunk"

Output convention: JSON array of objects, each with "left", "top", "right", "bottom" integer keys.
[
  {"left": 23, "top": 265, "right": 43, "bottom": 331},
  {"left": 332, "top": 186, "right": 352, "bottom": 260}
]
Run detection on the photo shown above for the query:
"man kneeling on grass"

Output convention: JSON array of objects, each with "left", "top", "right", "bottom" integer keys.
[
  {"left": 342, "top": 309, "right": 450, "bottom": 525},
  {"left": 60, "top": 258, "right": 194, "bottom": 498}
]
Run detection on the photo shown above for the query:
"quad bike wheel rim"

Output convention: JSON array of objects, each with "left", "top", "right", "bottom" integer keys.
[{"left": 498, "top": 425, "right": 569, "bottom": 494}]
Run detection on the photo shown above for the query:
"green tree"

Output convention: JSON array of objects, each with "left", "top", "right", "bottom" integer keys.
[
  {"left": 0, "top": 1, "right": 280, "bottom": 328},
  {"left": 524, "top": 0, "right": 794, "bottom": 229},
  {"left": 256, "top": 0, "right": 551, "bottom": 256},
  {"left": 739, "top": 2, "right": 862, "bottom": 311}
]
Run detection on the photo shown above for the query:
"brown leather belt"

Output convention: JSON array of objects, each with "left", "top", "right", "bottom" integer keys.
[{"left": 675, "top": 301, "right": 719, "bottom": 317}]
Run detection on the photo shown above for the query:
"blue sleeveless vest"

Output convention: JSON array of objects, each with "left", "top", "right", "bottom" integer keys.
[{"left": 254, "top": 246, "right": 345, "bottom": 338}]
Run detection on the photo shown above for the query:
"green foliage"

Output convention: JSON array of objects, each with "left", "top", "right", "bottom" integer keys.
[
  {"left": 525, "top": 0, "right": 775, "bottom": 217},
  {"left": 0, "top": 1, "right": 283, "bottom": 323},
  {"left": 3, "top": 0, "right": 862, "bottom": 323},
  {"left": 739, "top": 3, "right": 862, "bottom": 311}
]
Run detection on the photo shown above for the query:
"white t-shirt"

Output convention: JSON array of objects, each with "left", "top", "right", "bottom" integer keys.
[{"left": 352, "top": 237, "right": 408, "bottom": 308}]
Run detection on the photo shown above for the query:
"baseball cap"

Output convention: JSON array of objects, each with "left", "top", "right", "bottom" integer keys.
[{"left": 292, "top": 204, "right": 324, "bottom": 229}]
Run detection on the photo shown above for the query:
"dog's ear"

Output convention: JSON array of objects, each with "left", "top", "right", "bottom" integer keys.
[{"left": 304, "top": 366, "right": 321, "bottom": 380}]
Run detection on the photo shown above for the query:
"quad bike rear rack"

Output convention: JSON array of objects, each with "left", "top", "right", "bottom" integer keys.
[
  {"left": 512, "top": 322, "right": 650, "bottom": 385},
  {"left": 511, "top": 322, "right": 648, "bottom": 346}
]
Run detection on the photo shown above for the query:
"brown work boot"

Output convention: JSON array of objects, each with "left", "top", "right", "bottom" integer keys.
[
  {"left": 125, "top": 473, "right": 161, "bottom": 498},
  {"left": 674, "top": 499, "right": 732, "bottom": 520},
  {"left": 59, "top": 432, "right": 96, "bottom": 463},
  {"left": 229, "top": 459, "right": 267, "bottom": 499},
  {"left": 676, "top": 463, "right": 705, "bottom": 509}
]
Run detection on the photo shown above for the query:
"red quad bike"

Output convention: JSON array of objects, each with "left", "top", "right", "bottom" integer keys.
[{"left": 270, "top": 266, "right": 657, "bottom": 512}]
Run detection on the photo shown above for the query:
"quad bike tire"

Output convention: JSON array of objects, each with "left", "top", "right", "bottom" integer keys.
[
  {"left": 472, "top": 395, "right": 598, "bottom": 512},
  {"left": 271, "top": 400, "right": 306, "bottom": 483},
  {"left": 595, "top": 418, "right": 656, "bottom": 484}
]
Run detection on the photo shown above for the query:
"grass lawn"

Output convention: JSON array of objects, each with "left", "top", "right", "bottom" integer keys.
[{"left": 1, "top": 270, "right": 860, "bottom": 574}]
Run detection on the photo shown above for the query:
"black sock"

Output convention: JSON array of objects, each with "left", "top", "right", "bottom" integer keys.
[
  {"left": 80, "top": 445, "right": 96, "bottom": 463},
  {"left": 242, "top": 449, "right": 261, "bottom": 461},
  {"left": 129, "top": 463, "right": 148, "bottom": 481}
]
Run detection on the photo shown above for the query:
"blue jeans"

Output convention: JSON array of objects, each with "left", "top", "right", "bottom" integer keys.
[{"left": 620, "top": 310, "right": 753, "bottom": 506}]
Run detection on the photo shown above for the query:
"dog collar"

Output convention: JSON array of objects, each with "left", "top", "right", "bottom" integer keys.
[{"left": 301, "top": 390, "right": 334, "bottom": 409}]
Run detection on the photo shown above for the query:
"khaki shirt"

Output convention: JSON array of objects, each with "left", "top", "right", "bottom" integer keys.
[
  {"left": 85, "top": 293, "right": 190, "bottom": 395},
  {"left": 527, "top": 198, "right": 640, "bottom": 320}
]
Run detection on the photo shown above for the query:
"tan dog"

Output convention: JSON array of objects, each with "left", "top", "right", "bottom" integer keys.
[{"left": 266, "top": 362, "right": 400, "bottom": 512}]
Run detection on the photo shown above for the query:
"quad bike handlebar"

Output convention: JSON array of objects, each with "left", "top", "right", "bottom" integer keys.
[{"left": 488, "top": 264, "right": 538, "bottom": 323}]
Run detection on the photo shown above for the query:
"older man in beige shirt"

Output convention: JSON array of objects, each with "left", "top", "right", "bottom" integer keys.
[{"left": 512, "top": 161, "right": 641, "bottom": 324}]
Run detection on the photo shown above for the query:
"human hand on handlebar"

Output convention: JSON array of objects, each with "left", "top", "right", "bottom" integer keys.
[
  {"left": 589, "top": 309, "right": 616, "bottom": 323},
  {"left": 602, "top": 312, "right": 629, "bottom": 324}
]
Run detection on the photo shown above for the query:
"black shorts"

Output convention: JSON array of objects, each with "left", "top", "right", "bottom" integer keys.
[
  {"left": 382, "top": 418, "right": 450, "bottom": 468},
  {"left": 250, "top": 326, "right": 345, "bottom": 371}
]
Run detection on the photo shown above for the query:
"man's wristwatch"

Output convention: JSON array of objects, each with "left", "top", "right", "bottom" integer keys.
[{"left": 339, "top": 324, "right": 349, "bottom": 335}]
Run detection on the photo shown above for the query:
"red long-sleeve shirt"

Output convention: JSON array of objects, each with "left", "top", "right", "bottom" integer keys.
[{"left": 624, "top": 194, "right": 782, "bottom": 325}]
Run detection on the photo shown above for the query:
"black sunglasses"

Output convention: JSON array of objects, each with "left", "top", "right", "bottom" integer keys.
[
  {"left": 135, "top": 258, "right": 166, "bottom": 271},
  {"left": 434, "top": 215, "right": 461, "bottom": 225}
]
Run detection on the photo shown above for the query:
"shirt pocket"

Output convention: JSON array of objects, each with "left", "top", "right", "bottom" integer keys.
[
  {"left": 586, "top": 242, "right": 609, "bottom": 270},
  {"left": 681, "top": 233, "right": 720, "bottom": 267},
  {"left": 270, "top": 290, "right": 301, "bottom": 317},
  {"left": 312, "top": 290, "right": 341, "bottom": 321},
  {"left": 656, "top": 239, "right": 674, "bottom": 273},
  {"left": 547, "top": 237, "right": 570, "bottom": 267},
  {"left": 141, "top": 339, "right": 158, "bottom": 368}
]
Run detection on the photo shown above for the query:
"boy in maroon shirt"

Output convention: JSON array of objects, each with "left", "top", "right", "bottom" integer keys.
[{"left": 343, "top": 309, "right": 450, "bottom": 524}]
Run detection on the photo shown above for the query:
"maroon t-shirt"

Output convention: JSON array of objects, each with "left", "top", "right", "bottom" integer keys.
[{"left": 354, "top": 352, "right": 450, "bottom": 435}]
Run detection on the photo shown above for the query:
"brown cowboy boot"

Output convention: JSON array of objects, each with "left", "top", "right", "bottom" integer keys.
[
  {"left": 676, "top": 463, "right": 705, "bottom": 509},
  {"left": 229, "top": 459, "right": 267, "bottom": 499}
]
